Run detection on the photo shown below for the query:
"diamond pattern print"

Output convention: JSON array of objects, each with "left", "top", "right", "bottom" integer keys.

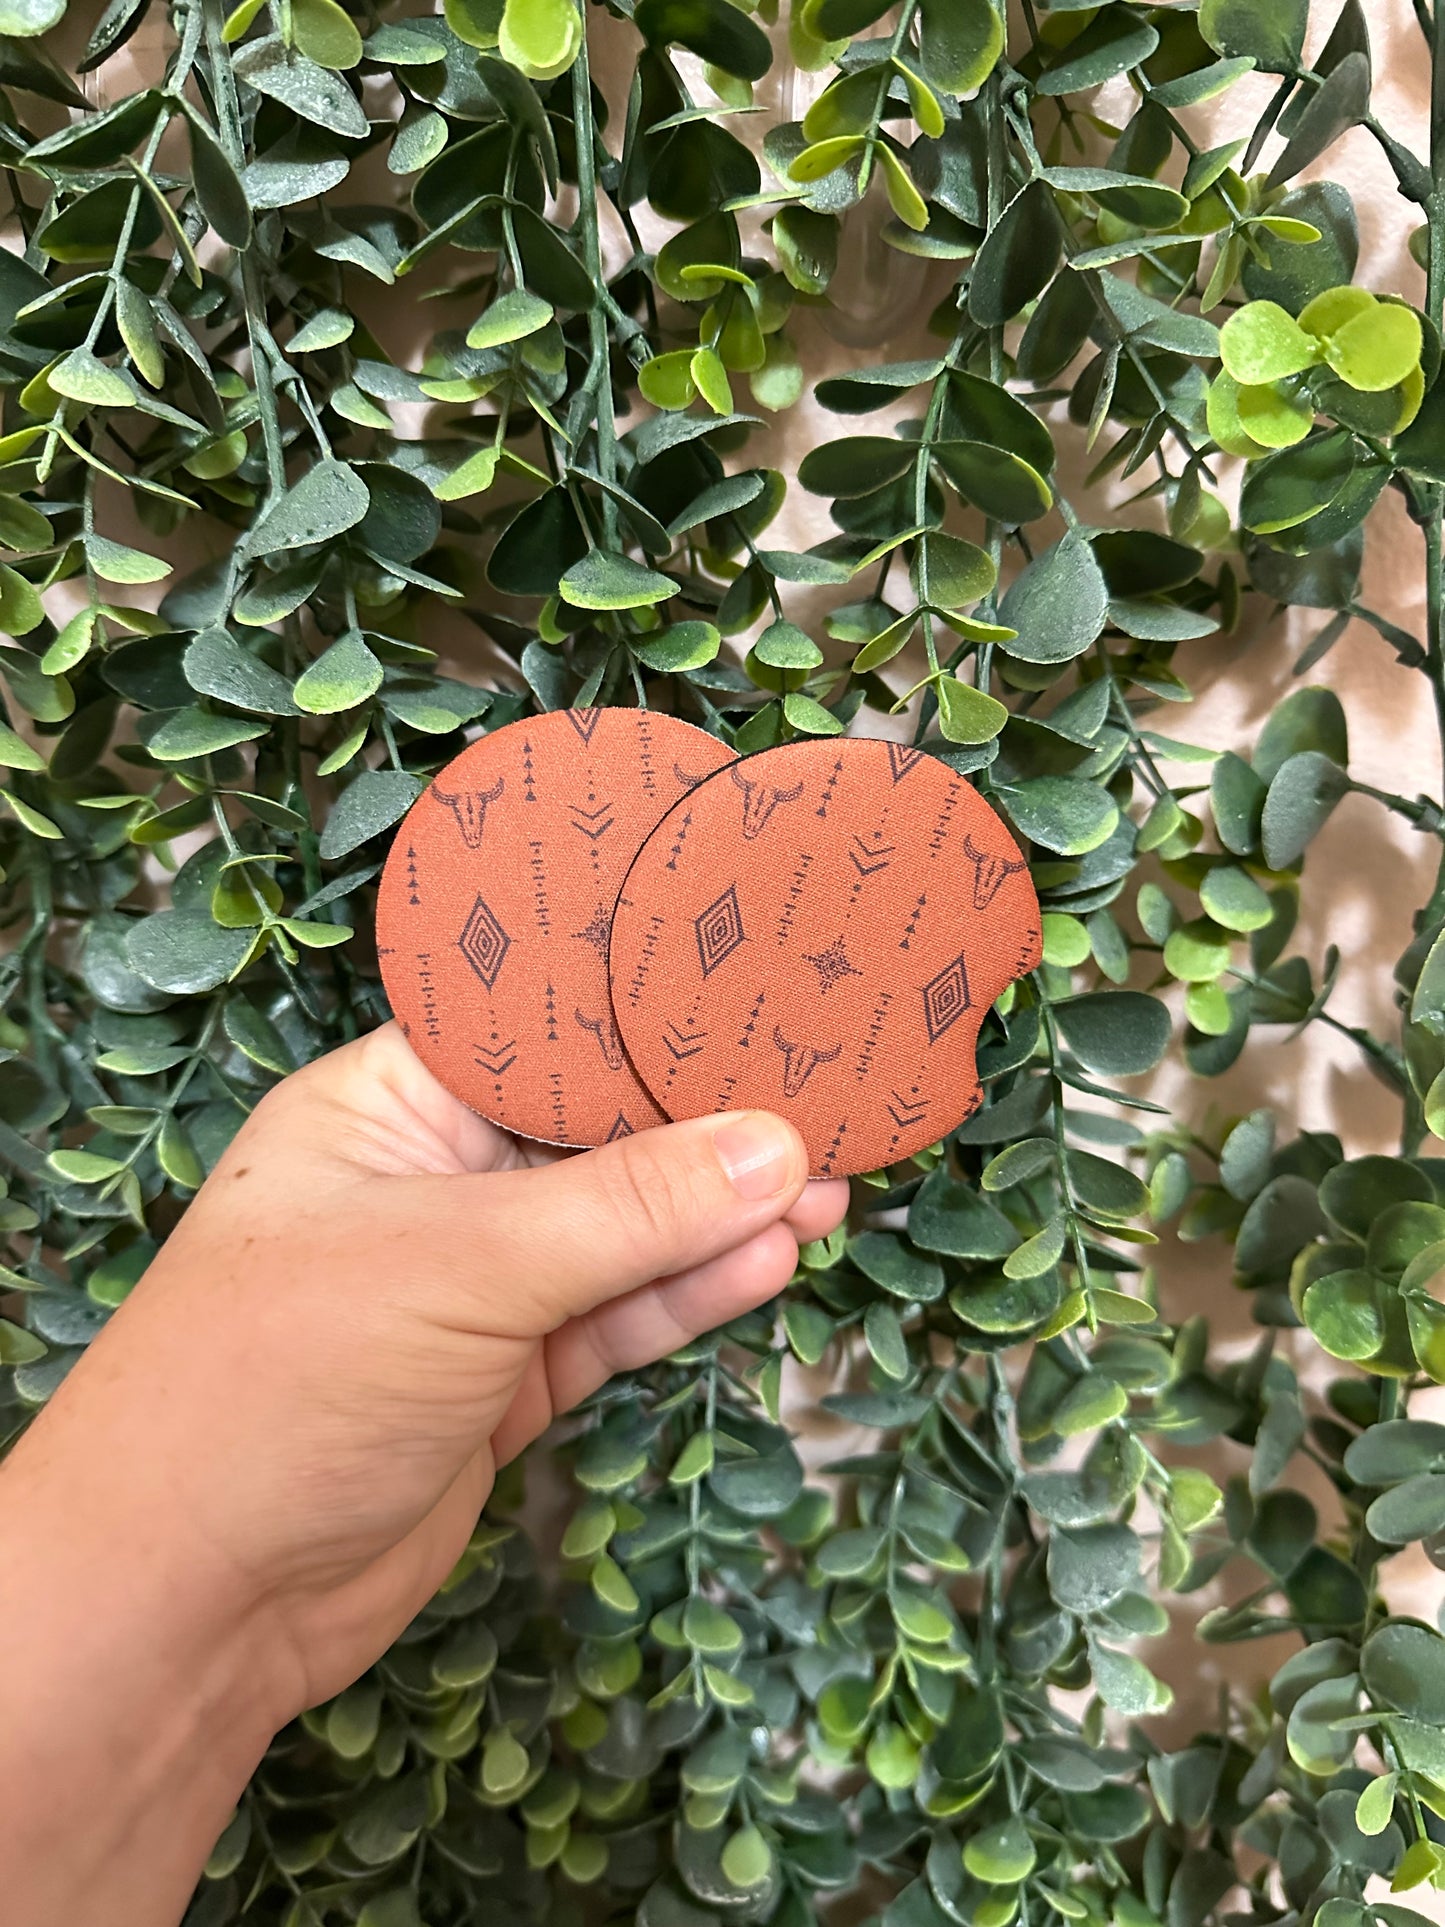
[
  {"left": 921, "top": 949, "right": 972, "bottom": 1044},
  {"left": 694, "top": 883, "right": 746, "bottom": 978},
  {"left": 457, "top": 893, "right": 511, "bottom": 991}
]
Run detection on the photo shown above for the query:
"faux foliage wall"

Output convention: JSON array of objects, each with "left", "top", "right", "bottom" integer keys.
[{"left": 2, "top": 0, "right": 1445, "bottom": 1923}]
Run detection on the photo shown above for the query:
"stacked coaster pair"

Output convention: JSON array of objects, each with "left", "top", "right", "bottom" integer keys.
[{"left": 376, "top": 708, "right": 1041, "bottom": 1177}]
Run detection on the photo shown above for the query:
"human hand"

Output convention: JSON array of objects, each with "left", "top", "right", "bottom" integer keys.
[{"left": 0, "top": 1022, "right": 848, "bottom": 1925}]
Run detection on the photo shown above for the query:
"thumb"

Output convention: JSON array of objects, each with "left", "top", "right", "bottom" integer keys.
[{"left": 417, "top": 1111, "right": 810, "bottom": 1334}]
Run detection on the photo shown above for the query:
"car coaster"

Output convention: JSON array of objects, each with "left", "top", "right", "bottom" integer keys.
[
  {"left": 377, "top": 707, "right": 734, "bottom": 1147},
  {"left": 607, "top": 736, "right": 1041, "bottom": 1177}
]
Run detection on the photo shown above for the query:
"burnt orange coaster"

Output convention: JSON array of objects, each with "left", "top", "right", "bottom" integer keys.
[
  {"left": 608, "top": 737, "right": 1042, "bottom": 1176},
  {"left": 377, "top": 708, "right": 735, "bottom": 1147}
]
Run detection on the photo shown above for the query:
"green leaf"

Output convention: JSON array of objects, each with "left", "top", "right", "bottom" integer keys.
[
  {"left": 850, "top": 1230, "right": 946, "bottom": 1303},
  {"left": 866, "top": 1720, "right": 921, "bottom": 1789},
  {"left": 320, "top": 770, "right": 423, "bottom": 860},
  {"left": 560, "top": 551, "right": 674, "bottom": 610},
  {"left": 0, "top": 0, "right": 66, "bottom": 34},
  {"left": 1035, "top": 8, "right": 1159, "bottom": 93},
  {"left": 783, "top": 691, "right": 844, "bottom": 735},
  {"left": 0, "top": 1317, "right": 46, "bottom": 1363},
  {"left": 224, "top": 997, "right": 298, "bottom": 1075},
  {"left": 147, "top": 709, "right": 268, "bottom": 761},
  {"left": 3, "top": 792, "right": 62, "bottom": 839},
  {"left": 1362, "top": 1622, "right": 1445, "bottom": 1725},
  {"left": 1091, "top": 1644, "right": 1172, "bottom": 1716},
  {"left": 186, "top": 111, "right": 252, "bottom": 247},
  {"left": 800, "top": 435, "right": 915, "bottom": 499},
  {"left": 998, "top": 532, "right": 1109, "bottom": 663},
  {"left": 1303, "top": 1269, "right": 1384, "bottom": 1361},
  {"left": 1260, "top": 751, "right": 1350, "bottom": 870},
  {"left": 293, "top": 631, "right": 383, "bottom": 715},
  {"left": 48, "top": 1147, "right": 125, "bottom": 1184},
  {"left": 1234, "top": 379, "right": 1314, "bottom": 450},
  {"left": 719, "top": 1825, "right": 772, "bottom": 1890},
  {"left": 481, "top": 1727, "right": 530, "bottom": 1795},
  {"left": 1255, "top": 684, "right": 1349, "bottom": 780},
  {"left": 184, "top": 628, "right": 299, "bottom": 717},
  {"left": 1003, "top": 776, "right": 1119, "bottom": 856},
  {"left": 0, "top": 723, "right": 45, "bottom": 771},
  {"left": 1266, "top": 51, "right": 1372, "bottom": 187},
  {"left": 1355, "top": 1775, "right": 1398, "bottom": 1838},
  {"left": 917, "top": 0, "right": 1001, "bottom": 96},
  {"left": 232, "top": 37, "right": 370, "bottom": 139},
  {"left": 935, "top": 438, "right": 1052, "bottom": 523},
  {"left": 969, "top": 180, "right": 1062, "bottom": 326},
  {"left": 1055, "top": 992, "right": 1172, "bottom": 1077},
  {"left": 125, "top": 910, "right": 252, "bottom": 994},
  {"left": 964, "top": 1818, "right": 1037, "bottom": 1886},
  {"left": 1199, "top": 0, "right": 1308, "bottom": 70},
  {"left": 913, "top": 529, "right": 996, "bottom": 610},
  {"left": 632, "top": 622, "right": 720, "bottom": 673},
  {"left": 635, "top": 0, "right": 772, "bottom": 81},
  {"left": 1365, "top": 1473, "right": 1445, "bottom": 1545},
  {"left": 1240, "top": 428, "right": 1360, "bottom": 535},
  {"left": 245, "top": 459, "right": 370, "bottom": 557},
  {"left": 434, "top": 447, "right": 500, "bottom": 502}
]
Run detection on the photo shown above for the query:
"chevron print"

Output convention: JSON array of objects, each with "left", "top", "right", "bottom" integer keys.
[
  {"left": 473, "top": 1040, "right": 518, "bottom": 1076},
  {"left": 886, "top": 741, "right": 925, "bottom": 783},
  {"left": 886, "top": 1089, "right": 929, "bottom": 1129},
  {"left": 565, "top": 707, "right": 602, "bottom": 744},
  {"left": 663, "top": 1022, "right": 709, "bottom": 1061},
  {"left": 849, "top": 832, "right": 895, "bottom": 877},
  {"left": 568, "top": 800, "right": 615, "bottom": 840}
]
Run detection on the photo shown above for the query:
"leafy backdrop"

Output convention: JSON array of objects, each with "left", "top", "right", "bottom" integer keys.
[{"left": 2, "top": 0, "right": 1445, "bottom": 1924}]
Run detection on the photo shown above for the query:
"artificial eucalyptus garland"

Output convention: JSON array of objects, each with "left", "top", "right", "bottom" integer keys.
[{"left": 2, "top": 0, "right": 1445, "bottom": 1923}]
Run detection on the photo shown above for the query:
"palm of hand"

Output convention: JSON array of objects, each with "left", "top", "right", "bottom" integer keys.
[{"left": 82, "top": 1025, "right": 843, "bottom": 1717}]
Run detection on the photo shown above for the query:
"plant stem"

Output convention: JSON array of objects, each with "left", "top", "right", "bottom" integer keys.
[
  {"left": 201, "top": 0, "right": 286, "bottom": 503},
  {"left": 571, "top": 10, "right": 619, "bottom": 550}
]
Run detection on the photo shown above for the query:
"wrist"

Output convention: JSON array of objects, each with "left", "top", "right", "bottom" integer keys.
[{"left": 0, "top": 1410, "right": 287, "bottom": 1924}]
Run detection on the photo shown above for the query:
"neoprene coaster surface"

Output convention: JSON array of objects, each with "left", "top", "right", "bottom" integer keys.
[
  {"left": 377, "top": 708, "right": 734, "bottom": 1147},
  {"left": 609, "top": 736, "right": 1042, "bottom": 1176}
]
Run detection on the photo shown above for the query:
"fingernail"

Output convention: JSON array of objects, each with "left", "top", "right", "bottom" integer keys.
[{"left": 712, "top": 1113, "right": 796, "bottom": 1200}]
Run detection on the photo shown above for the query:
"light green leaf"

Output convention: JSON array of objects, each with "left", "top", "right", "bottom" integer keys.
[
  {"left": 0, "top": 0, "right": 66, "bottom": 35},
  {"left": 86, "top": 535, "right": 171, "bottom": 584},
  {"left": 559, "top": 551, "right": 674, "bottom": 610},
  {"left": 1325, "top": 301, "right": 1423, "bottom": 393},
  {"left": 498, "top": 0, "right": 581, "bottom": 79},
  {"left": 293, "top": 630, "right": 383, "bottom": 714},
  {"left": 466, "top": 289, "right": 555, "bottom": 349},
  {"left": 50, "top": 347, "right": 134, "bottom": 407},
  {"left": 290, "top": 0, "right": 363, "bottom": 68},
  {"left": 936, "top": 676, "right": 1008, "bottom": 745},
  {"left": 1220, "top": 302, "right": 1320, "bottom": 384}
]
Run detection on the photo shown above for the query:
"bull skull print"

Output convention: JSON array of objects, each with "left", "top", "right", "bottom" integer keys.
[
  {"left": 432, "top": 776, "right": 506, "bottom": 850},
  {"left": 731, "top": 763, "right": 804, "bottom": 840},
  {"left": 964, "top": 831, "right": 1027, "bottom": 911},
  {"left": 772, "top": 1024, "right": 841, "bottom": 1098}
]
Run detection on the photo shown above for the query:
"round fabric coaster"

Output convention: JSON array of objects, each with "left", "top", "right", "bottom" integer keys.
[
  {"left": 377, "top": 708, "right": 735, "bottom": 1147},
  {"left": 608, "top": 736, "right": 1041, "bottom": 1176}
]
